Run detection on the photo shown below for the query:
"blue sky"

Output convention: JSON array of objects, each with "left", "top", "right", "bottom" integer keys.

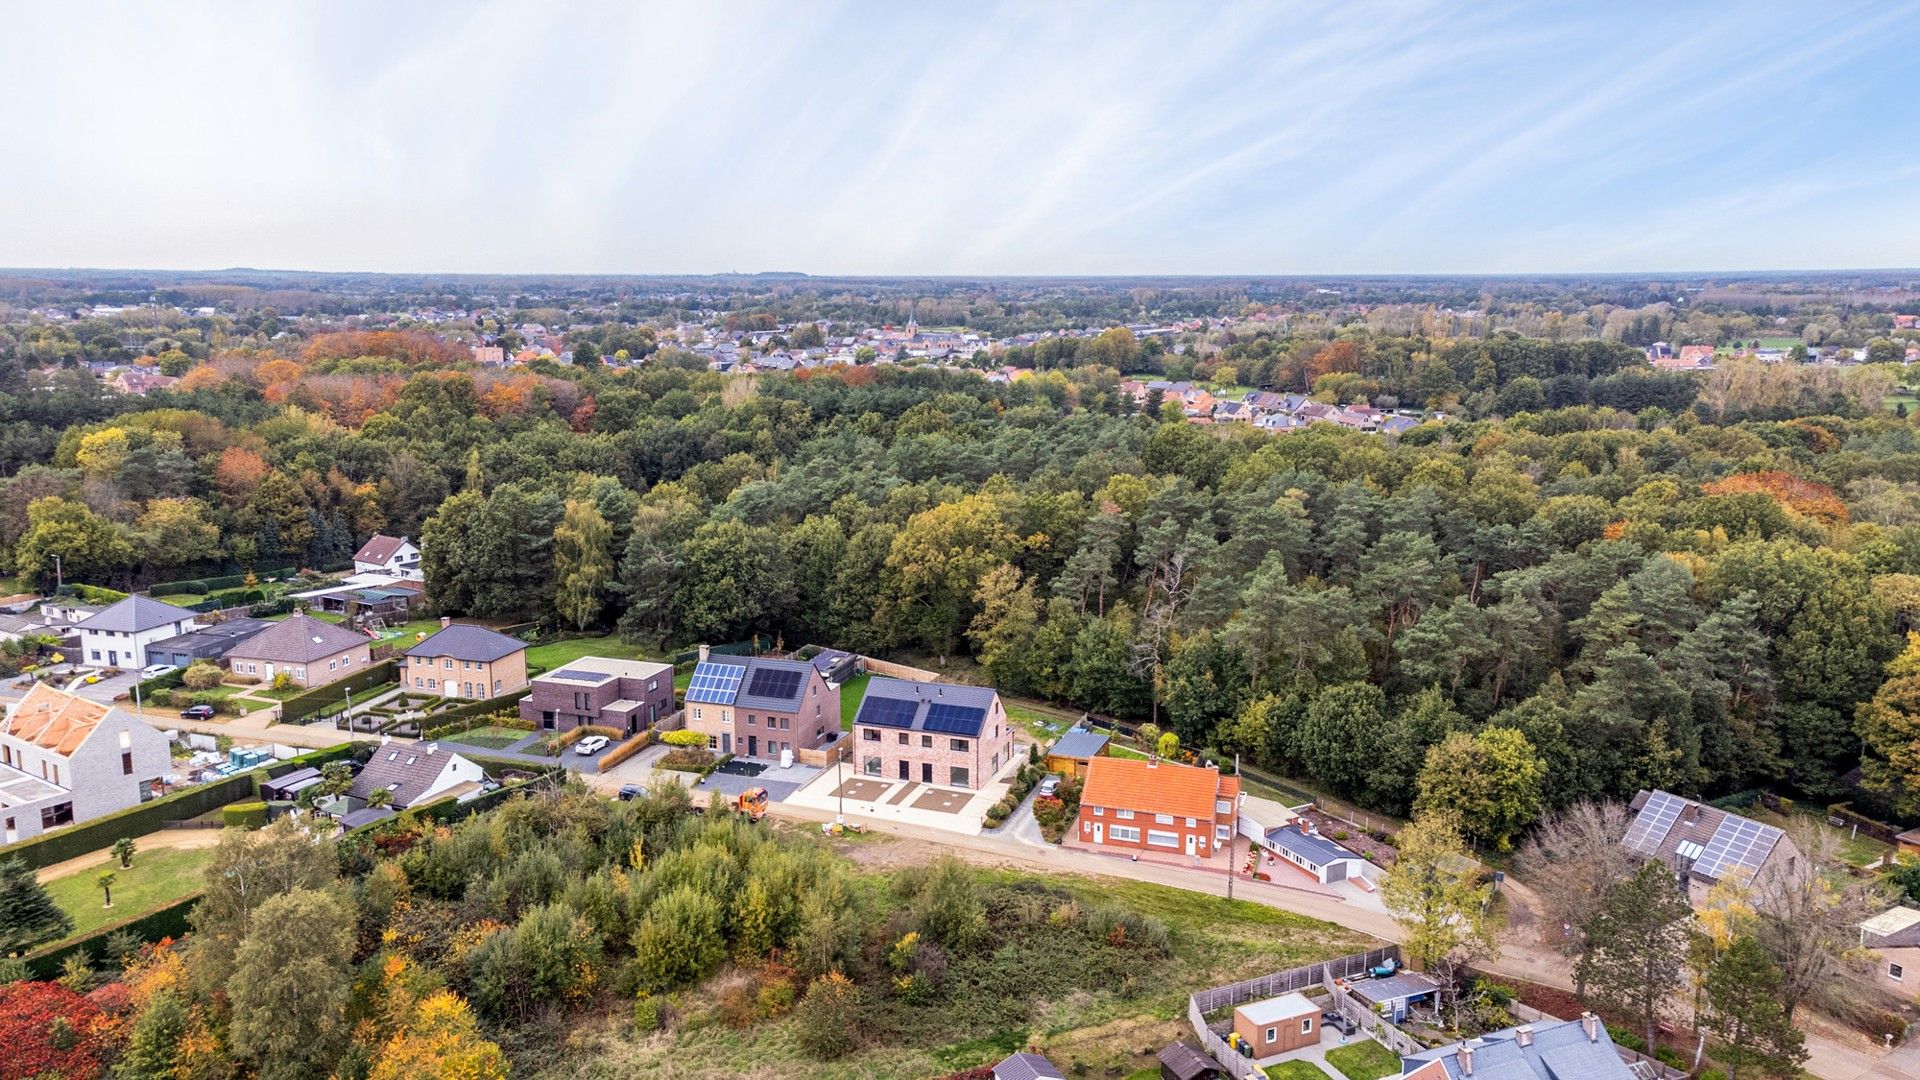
[{"left": 5, "top": 1, "right": 1919, "bottom": 275}]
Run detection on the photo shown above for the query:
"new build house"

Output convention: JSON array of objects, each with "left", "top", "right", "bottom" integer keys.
[
  {"left": 684, "top": 656, "right": 839, "bottom": 763},
  {"left": 851, "top": 676, "right": 1013, "bottom": 790},
  {"left": 1075, "top": 757, "right": 1241, "bottom": 859},
  {"left": 401, "top": 623, "right": 529, "bottom": 700},
  {"left": 352, "top": 534, "right": 422, "bottom": 579},
  {"left": 75, "top": 595, "right": 201, "bottom": 669},
  {"left": 223, "top": 613, "right": 372, "bottom": 687},
  {"left": 0, "top": 683, "right": 170, "bottom": 843},
  {"left": 519, "top": 655, "right": 674, "bottom": 735}
]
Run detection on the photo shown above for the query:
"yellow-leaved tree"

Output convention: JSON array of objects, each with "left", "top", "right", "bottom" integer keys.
[{"left": 369, "top": 990, "right": 507, "bottom": 1080}]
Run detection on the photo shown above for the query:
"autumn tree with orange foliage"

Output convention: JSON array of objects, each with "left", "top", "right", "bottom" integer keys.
[
  {"left": 302, "top": 330, "right": 469, "bottom": 366},
  {"left": 1700, "top": 471, "right": 1849, "bottom": 525},
  {"left": 213, "top": 445, "right": 271, "bottom": 501}
]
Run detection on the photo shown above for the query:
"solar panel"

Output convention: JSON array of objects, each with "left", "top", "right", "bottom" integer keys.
[
  {"left": 747, "top": 667, "right": 802, "bottom": 701},
  {"left": 685, "top": 661, "right": 746, "bottom": 705},
  {"left": 1622, "top": 791, "right": 1684, "bottom": 856},
  {"left": 923, "top": 703, "right": 985, "bottom": 736},
  {"left": 1693, "top": 815, "right": 1780, "bottom": 883},
  {"left": 549, "top": 668, "right": 611, "bottom": 682},
  {"left": 857, "top": 696, "right": 917, "bottom": 729}
]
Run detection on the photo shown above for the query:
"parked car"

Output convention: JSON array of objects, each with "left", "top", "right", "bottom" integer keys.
[
  {"left": 139, "top": 664, "right": 175, "bottom": 680},
  {"left": 574, "top": 735, "right": 611, "bottom": 756},
  {"left": 617, "top": 784, "right": 648, "bottom": 801},
  {"left": 180, "top": 704, "right": 216, "bottom": 720},
  {"left": 1036, "top": 775, "right": 1061, "bottom": 798}
]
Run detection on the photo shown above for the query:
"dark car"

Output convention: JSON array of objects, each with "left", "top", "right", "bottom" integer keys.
[
  {"left": 618, "top": 784, "right": 648, "bottom": 801},
  {"left": 180, "top": 704, "right": 216, "bottom": 720}
]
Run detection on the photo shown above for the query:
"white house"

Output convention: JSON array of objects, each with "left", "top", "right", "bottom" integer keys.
[
  {"left": 347, "top": 742, "right": 485, "bottom": 809},
  {"left": 352, "top": 534, "right": 422, "bottom": 580},
  {"left": 0, "top": 683, "right": 171, "bottom": 844},
  {"left": 75, "top": 595, "right": 201, "bottom": 670}
]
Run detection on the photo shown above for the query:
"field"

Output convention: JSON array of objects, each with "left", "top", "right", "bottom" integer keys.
[
  {"left": 535, "top": 865, "right": 1379, "bottom": 1080},
  {"left": 439, "top": 724, "right": 535, "bottom": 750},
  {"left": 1325, "top": 1039, "right": 1401, "bottom": 1080},
  {"left": 42, "top": 845, "right": 214, "bottom": 942},
  {"left": 524, "top": 634, "right": 652, "bottom": 671},
  {"left": 1755, "top": 336, "right": 1803, "bottom": 350}
]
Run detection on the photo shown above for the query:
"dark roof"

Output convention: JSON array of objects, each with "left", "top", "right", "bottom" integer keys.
[
  {"left": 406, "top": 624, "right": 525, "bottom": 663},
  {"left": 853, "top": 676, "right": 998, "bottom": 737},
  {"left": 1402, "top": 1017, "right": 1634, "bottom": 1080},
  {"left": 144, "top": 618, "right": 276, "bottom": 659},
  {"left": 993, "top": 1052, "right": 1065, "bottom": 1080},
  {"left": 353, "top": 534, "right": 410, "bottom": 564},
  {"left": 1622, "top": 788, "right": 1786, "bottom": 885},
  {"left": 1048, "top": 728, "right": 1110, "bottom": 760},
  {"left": 227, "top": 613, "right": 369, "bottom": 664},
  {"left": 734, "top": 658, "right": 816, "bottom": 712},
  {"left": 348, "top": 744, "right": 474, "bottom": 808},
  {"left": 809, "top": 648, "right": 860, "bottom": 680},
  {"left": 1157, "top": 1042, "right": 1218, "bottom": 1080},
  {"left": 341, "top": 807, "right": 397, "bottom": 829},
  {"left": 1263, "top": 822, "right": 1365, "bottom": 867},
  {"left": 1349, "top": 970, "right": 1442, "bottom": 1005},
  {"left": 77, "top": 595, "right": 198, "bottom": 633}
]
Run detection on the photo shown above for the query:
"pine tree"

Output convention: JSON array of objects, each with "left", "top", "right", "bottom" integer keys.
[
  {"left": 1581, "top": 861, "right": 1691, "bottom": 1055},
  {"left": 1703, "top": 936, "right": 1804, "bottom": 1080},
  {"left": 0, "top": 856, "right": 74, "bottom": 955}
]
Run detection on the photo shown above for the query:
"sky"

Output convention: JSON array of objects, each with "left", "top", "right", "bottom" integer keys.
[{"left": 5, "top": 1, "right": 1920, "bottom": 276}]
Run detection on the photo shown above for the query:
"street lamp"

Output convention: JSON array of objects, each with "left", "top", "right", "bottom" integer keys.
[{"left": 835, "top": 743, "right": 845, "bottom": 826}]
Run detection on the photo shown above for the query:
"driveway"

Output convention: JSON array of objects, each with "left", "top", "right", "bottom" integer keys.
[
  {"left": 70, "top": 670, "right": 140, "bottom": 704},
  {"left": 697, "top": 759, "right": 822, "bottom": 804},
  {"left": 984, "top": 781, "right": 1048, "bottom": 848}
]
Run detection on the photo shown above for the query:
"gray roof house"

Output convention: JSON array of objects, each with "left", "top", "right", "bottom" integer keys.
[
  {"left": 75, "top": 595, "right": 201, "bottom": 669},
  {"left": 406, "top": 623, "right": 526, "bottom": 663},
  {"left": 992, "top": 1052, "right": 1065, "bottom": 1080},
  {"left": 347, "top": 742, "right": 487, "bottom": 809},
  {"left": 1253, "top": 818, "right": 1377, "bottom": 885},
  {"left": 225, "top": 613, "right": 374, "bottom": 688},
  {"left": 1622, "top": 789, "right": 1798, "bottom": 903},
  {"left": 145, "top": 618, "right": 277, "bottom": 667},
  {"left": 1398, "top": 1015, "right": 1638, "bottom": 1080},
  {"left": 76, "top": 595, "right": 200, "bottom": 633},
  {"left": 851, "top": 676, "right": 1016, "bottom": 790}
]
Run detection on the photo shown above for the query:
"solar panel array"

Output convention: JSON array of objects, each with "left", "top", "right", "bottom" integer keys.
[
  {"left": 1693, "top": 815, "right": 1780, "bottom": 882},
  {"left": 857, "top": 695, "right": 918, "bottom": 728},
  {"left": 746, "top": 667, "right": 803, "bottom": 702},
  {"left": 549, "top": 668, "right": 611, "bottom": 683},
  {"left": 1622, "top": 790, "right": 1684, "bottom": 856},
  {"left": 923, "top": 703, "right": 985, "bottom": 736},
  {"left": 685, "top": 662, "right": 746, "bottom": 705}
]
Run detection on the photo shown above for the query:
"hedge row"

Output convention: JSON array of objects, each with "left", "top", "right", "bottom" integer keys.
[
  {"left": 0, "top": 771, "right": 259, "bottom": 871},
  {"left": 148, "top": 568, "right": 297, "bottom": 596},
  {"left": 599, "top": 730, "right": 654, "bottom": 772},
  {"left": 416, "top": 688, "right": 532, "bottom": 728},
  {"left": 24, "top": 893, "right": 201, "bottom": 979},
  {"left": 132, "top": 667, "right": 187, "bottom": 698},
  {"left": 422, "top": 711, "right": 535, "bottom": 742},
  {"left": 278, "top": 659, "right": 400, "bottom": 722}
]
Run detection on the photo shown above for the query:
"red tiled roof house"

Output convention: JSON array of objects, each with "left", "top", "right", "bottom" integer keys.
[{"left": 1075, "top": 757, "right": 1241, "bottom": 860}]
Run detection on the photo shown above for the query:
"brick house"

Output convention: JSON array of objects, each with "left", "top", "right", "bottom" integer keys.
[
  {"left": 222, "top": 612, "right": 372, "bottom": 688},
  {"left": 1861, "top": 905, "right": 1920, "bottom": 999},
  {"left": 850, "top": 676, "right": 1013, "bottom": 790},
  {"left": 0, "top": 683, "right": 170, "bottom": 843},
  {"left": 401, "top": 622, "right": 529, "bottom": 700},
  {"left": 519, "top": 655, "right": 674, "bottom": 735},
  {"left": 1232, "top": 992, "right": 1318, "bottom": 1056},
  {"left": 683, "top": 656, "right": 839, "bottom": 763},
  {"left": 1075, "top": 757, "right": 1241, "bottom": 859}
]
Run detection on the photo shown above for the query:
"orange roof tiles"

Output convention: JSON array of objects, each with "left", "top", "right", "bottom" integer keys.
[
  {"left": 2, "top": 682, "right": 111, "bottom": 756},
  {"left": 1081, "top": 757, "right": 1229, "bottom": 821}
]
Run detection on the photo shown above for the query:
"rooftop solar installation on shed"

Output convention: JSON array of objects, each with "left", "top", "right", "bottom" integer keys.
[
  {"left": 685, "top": 661, "right": 746, "bottom": 704},
  {"left": 857, "top": 695, "right": 917, "bottom": 728}
]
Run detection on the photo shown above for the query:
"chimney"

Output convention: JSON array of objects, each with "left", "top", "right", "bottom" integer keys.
[
  {"left": 1515, "top": 1025, "right": 1533, "bottom": 1048},
  {"left": 698, "top": 644, "right": 711, "bottom": 663},
  {"left": 1581, "top": 1013, "right": 1599, "bottom": 1043},
  {"left": 439, "top": 616, "right": 451, "bottom": 629},
  {"left": 1458, "top": 1042, "right": 1475, "bottom": 1076}
]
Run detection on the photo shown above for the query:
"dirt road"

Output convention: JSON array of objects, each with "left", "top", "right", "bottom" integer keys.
[{"left": 34, "top": 827, "right": 224, "bottom": 883}]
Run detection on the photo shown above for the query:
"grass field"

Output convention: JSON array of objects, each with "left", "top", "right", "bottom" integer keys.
[
  {"left": 441, "top": 724, "right": 534, "bottom": 750},
  {"left": 43, "top": 845, "right": 214, "bottom": 942},
  {"left": 1756, "top": 337, "right": 1803, "bottom": 350},
  {"left": 839, "top": 671, "right": 872, "bottom": 730},
  {"left": 1325, "top": 1039, "right": 1401, "bottom": 1080},
  {"left": 1268, "top": 1062, "right": 1336, "bottom": 1080},
  {"left": 525, "top": 634, "right": 649, "bottom": 671}
]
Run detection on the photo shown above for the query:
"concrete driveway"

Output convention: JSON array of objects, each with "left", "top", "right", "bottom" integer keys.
[{"left": 69, "top": 670, "right": 140, "bottom": 704}]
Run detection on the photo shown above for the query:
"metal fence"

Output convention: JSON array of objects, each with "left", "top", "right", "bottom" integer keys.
[{"left": 1188, "top": 947, "right": 1404, "bottom": 1077}]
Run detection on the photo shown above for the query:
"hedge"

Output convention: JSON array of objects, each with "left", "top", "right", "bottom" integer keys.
[
  {"left": 0, "top": 771, "right": 260, "bottom": 871},
  {"left": 222, "top": 802, "right": 268, "bottom": 829},
  {"left": 133, "top": 667, "right": 187, "bottom": 698},
  {"left": 23, "top": 893, "right": 202, "bottom": 979},
  {"left": 411, "top": 688, "right": 532, "bottom": 729},
  {"left": 277, "top": 658, "right": 400, "bottom": 722},
  {"left": 148, "top": 568, "right": 297, "bottom": 596},
  {"left": 600, "top": 730, "right": 654, "bottom": 772},
  {"left": 422, "top": 711, "right": 536, "bottom": 742}
]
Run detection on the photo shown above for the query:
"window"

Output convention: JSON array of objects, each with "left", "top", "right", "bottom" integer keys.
[
  {"left": 780, "top": 718, "right": 789, "bottom": 730},
  {"left": 949, "top": 766, "right": 969, "bottom": 786},
  {"left": 40, "top": 802, "right": 74, "bottom": 829},
  {"left": 329, "top": 660, "right": 338, "bottom": 671},
  {"left": 1147, "top": 829, "right": 1179, "bottom": 848},
  {"left": 863, "top": 729, "right": 880, "bottom": 741},
  {"left": 1266, "top": 1027, "right": 1278, "bottom": 1044},
  {"left": 1108, "top": 825, "right": 1140, "bottom": 842},
  {"left": 414, "top": 677, "right": 423, "bottom": 688},
  {"left": 1216, "top": 799, "right": 1232, "bottom": 815},
  {"left": 119, "top": 730, "right": 131, "bottom": 750},
  {"left": 427, "top": 678, "right": 437, "bottom": 690},
  {"left": 693, "top": 708, "right": 703, "bottom": 720},
  {"left": 746, "top": 714, "right": 757, "bottom": 726},
  {"left": 122, "top": 751, "right": 133, "bottom": 776},
  {"left": 493, "top": 680, "right": 501, "bottom": 691},
  {"left": 1893, "top": 963, "right": 1906, "bottom": 981},
  {"left": 708, "top": 736, "right": 718, "bottom": 749},
  {"left": 1092, "top": 806, "right": 1103, "bottom": 816},
  {"left": 920, "top": 735, "right": 933, "bottom": 748},
  {"left": 1186, "top": 817, "right": 1197, "bottom": 827},
  {"left": 1154, "top": 813, "right": 1174, "bottom": 825},
  {"left": 950, "top": 738, "right": 969, "bottom": 751},
  {"left": 897, "top": 732, "right": 908, "bottom": 744},
  {"left": 648, "top": 679, "right": 659, "bottom": 692},
  {"left": 90, "top": 650, "right": 101, "bottom": 661},
  {"left": 1301, "top": 1019, "right": 1313, "bottom": 1034},
  {"left": 1114, "top": 809, "right": 1134, "bottom": 820},
  {"left": 443, "top": 659, "right": 453, "bottom": 669}
]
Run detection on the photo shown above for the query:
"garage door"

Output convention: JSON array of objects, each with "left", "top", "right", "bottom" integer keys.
[{"left": 1326, "top": 860, "right": 1347, "bottom": 882}]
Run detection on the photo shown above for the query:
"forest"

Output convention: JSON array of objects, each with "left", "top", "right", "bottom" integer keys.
[{"left": 4, "top": 320, "right": 1920, "bottom": 839}]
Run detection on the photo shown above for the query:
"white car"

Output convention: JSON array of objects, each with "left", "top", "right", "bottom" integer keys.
[
  {"left": 139, "top": 664, "right": 177, "bottom": 680},
  {"left": 574, "top": 735, "right": 611, "bottom": 756}
]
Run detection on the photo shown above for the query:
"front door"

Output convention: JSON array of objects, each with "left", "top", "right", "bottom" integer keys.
[
  {"left": 921, "top": 762, "right": 932, "bottom": 783},
  {"left": 1093, "top": 823, "right": 1103, "bottom": 843},
  {"left": 748, "top": 735, "right": 758, "bottom": 758},
  {"left": 107, "top": 649, "right": 118, "bottom": 667},
  {"left": 898, "top": 759, "right": 909, "bottom": 780},
  {"left": 722, "top": 733, "right": 732, "bottom": 754},
  {"left": 1185, "top": 834, "right": 1197, "bottom": 857}
]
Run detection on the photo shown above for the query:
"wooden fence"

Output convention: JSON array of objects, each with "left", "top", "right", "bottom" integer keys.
[{"left": 1188, "top": 947, "right": 1404, "bottom": 1077}]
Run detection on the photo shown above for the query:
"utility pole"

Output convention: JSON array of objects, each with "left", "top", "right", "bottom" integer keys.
[{"left": 1227, "top": 752, "right": 1239, "bottom": 903}]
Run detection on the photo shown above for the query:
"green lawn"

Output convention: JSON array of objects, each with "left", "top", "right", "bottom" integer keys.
[
  {"left": 1325, "top": 1039, "right": 1402, "bottom": 1080},
  {"left": 1110, "top": 743, "right": 1149, "bottom": 760},
  {"left": 183, "top": 683, "right": 271, "bottom": 715},
  {"left": 442, "top": 725, "right": 534, "bottom": 750},
  {"left": 43, "top": 845, "right": 215, "bottom": 942},
  {"left": 525, "top": 634, "right": 649, "bottom": 671},
  {"left": 1268, "top": 1062, "right": 1336, "bottom": 1080},
  {"left": 839, "top": 671, "right": 872, "bottom": 730}
]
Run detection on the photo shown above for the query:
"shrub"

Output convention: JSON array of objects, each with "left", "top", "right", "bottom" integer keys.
[
  {"left": 794, "top": 972, "right": 862, "bottom": 1059},
  {"left": 656, "top": 748, "right": 716, "bottom": 773},
  {"left": 660, "top": 730, "right": 708, "bottom": 748},
  {"left": 1654, "top": 1047, "right": 1684, "bottom": 1068},
  {"left": 181, "top": 662, "right": 223, "bottom": 690},
  {"left": 222, "top": 802, "right": 268, "bottom": 829},
  {"left": 599, "top": 731, "right": 654, "bottom": 772},
  {"left": 271, "top": 672, "right": 295, "bottom": 692},
  {"left": 757, "top": 977, "right": 795, "bottom": 1017},
  {"left": 633, "top": 994, "right": 665, "bottom": 1033},
  {"left": 631, "top": 886, "right": 724, "bottom": 988}
]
